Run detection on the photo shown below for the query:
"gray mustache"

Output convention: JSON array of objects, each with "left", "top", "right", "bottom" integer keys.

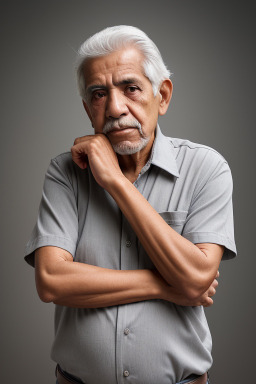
[{"left": 103, "top": 118, "right": 142, "bottom": 134}]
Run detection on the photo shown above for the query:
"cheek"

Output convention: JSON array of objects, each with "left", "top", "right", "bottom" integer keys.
[
  {"left": 128, "top": 99, "right": 148, "bottom": 119},
  {"left": 129, "top": 100, "right": 158, "bottom": 125},
  {"left": 90, "top": 105, "right": 105, "bottom": 121}
]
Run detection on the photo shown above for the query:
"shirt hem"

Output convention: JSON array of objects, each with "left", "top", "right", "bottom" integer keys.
[
  {"left": 182, "top": 231, "right": 237, "bottom": 260},
  {"left": 24, "top": 235, "right": 76, "bottom": 267}
]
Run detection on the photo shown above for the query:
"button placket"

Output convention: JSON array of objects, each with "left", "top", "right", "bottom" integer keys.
[{"left": 118, "top": 214, "right": 138, "bottom": 383}]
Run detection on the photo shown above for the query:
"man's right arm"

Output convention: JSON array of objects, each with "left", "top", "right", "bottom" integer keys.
[{"left": 35, "top": 246, "right": 218, "bottom": 308}]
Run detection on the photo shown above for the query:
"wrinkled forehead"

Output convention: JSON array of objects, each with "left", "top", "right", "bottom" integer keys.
[{"left": 82, "top": 46, "right": 148, "bottom": 87}]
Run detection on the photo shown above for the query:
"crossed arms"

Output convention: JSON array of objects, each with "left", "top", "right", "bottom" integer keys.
[{"left": 35, "top": 134, "right": 222, "bottom": 309}]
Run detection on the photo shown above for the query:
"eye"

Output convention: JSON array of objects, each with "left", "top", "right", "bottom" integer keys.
[
  {"left": 125, "top": 86, "right": 141, "bottom": 98},
  {"left": 126, "top": 86, "right": 139, "bottom": 93},
  {"left": 92, "top": 91, "right": 106, "bottom": 100}
]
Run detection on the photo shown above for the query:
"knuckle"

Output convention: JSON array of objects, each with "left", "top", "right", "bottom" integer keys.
[
  {"left": 91, "top": 135, "right": 105, "bottom": 148},
  {"left": 95, "top": 135, "right": 104, "bottom": 144},
  {"left": 89, "top": 141, "right": 97, "bottom": 151},
  {"left": 93, "top": 138, "right": 100, "bottom": 146},
  {"left": 71, "top": 143, "right": 80, "bottom": 151},
  {"left": 74, "top": 135, "right": 90, "bottom": 145},
  {"left": 71, "top": 144, "right": 83, "bottom": 157},
  {"left": 73, "top": 137, "right": 80, "bottom": 145}
]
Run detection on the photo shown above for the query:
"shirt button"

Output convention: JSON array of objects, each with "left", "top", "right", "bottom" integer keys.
[
  {"left": 124, "top": 328, "right": 130, "bottom": 335},
  {"left": 123, "top": 370, "right": 130, "bottom": 377},
  {"left": 126, "top": 240, "right": 132, "bottom": 247}
]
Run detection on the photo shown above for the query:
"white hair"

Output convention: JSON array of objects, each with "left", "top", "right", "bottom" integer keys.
[{"left": 75, "top": 25, "right": 171, "bottom": 101}]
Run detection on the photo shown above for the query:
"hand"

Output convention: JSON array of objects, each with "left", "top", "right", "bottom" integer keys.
[
  {"left": 153, "top": 270, "right": 219, "bottom": 307},
  {"left": 71, "top": 134, "right": 124, "bottom": 190},
  {"left": 190, "top": 270, "right": 219, "bottom": 307}
]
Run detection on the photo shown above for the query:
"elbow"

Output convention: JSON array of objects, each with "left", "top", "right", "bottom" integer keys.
[
  {"left": 35, "top": 272, "right": 56, "bottom": 303},
  {"left": 36, "top": 283, "right": 55, "bottom": 303},
  {"left": 183, "top": 287, "right": 203, "bottom": 301},
  {"left": 38, "top": 289, "right": 54, "bottom": 303},
  {"left": 161, "top": 270, "right": 210, "bottom": 300},
  {"left": 180, "top": 275, "right": 212, "bottom": 301},
  {"left": 34, "top": 247, "right": 69, "bottom": 304}
]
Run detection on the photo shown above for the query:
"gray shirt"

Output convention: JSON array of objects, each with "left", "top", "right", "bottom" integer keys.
[{"left": 25, "top": 125, "right": 236, "bottom": 384}]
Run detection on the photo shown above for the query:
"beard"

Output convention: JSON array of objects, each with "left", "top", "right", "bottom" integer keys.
[
  {"left": 103, "top": 117, "right": 150, "bottom": 155},
  {"left": 112, "top": 136, "right": 150, "bottom": 155}
]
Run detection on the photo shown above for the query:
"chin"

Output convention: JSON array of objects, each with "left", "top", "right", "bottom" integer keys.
[{"left": 112, "top": 137, "right": 150, "bottom": 155}]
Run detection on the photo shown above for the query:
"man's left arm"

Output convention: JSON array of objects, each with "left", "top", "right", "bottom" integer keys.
[
  {"left": 71, "top": 134, "right": 230, "bottom": 301},
  {"left": 105, "top": 175, "right": 224, "bottom": 300}
]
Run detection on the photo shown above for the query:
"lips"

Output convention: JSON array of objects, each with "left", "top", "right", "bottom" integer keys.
[{"left": 109, "top": 127, "right": 137, "bottom": 133}]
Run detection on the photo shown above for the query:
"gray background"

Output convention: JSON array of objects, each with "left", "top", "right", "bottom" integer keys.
[{"left": 1, "top": 1, "right": 255, "bottom": 383}]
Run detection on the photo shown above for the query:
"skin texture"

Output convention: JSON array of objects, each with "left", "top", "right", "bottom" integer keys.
[
  {"left": 35, "top": 246, "right": 218, "bottom": 308},
  {"left": 35, "top": 46, "right": 222, "bottom": 308}
]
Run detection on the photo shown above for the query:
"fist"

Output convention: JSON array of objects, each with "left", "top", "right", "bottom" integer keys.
[{"left": 71, "top": 134, "right": 124, "bottom": 190}]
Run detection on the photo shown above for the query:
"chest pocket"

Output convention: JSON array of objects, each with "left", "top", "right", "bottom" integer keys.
[{"left": 158, "top": 211, "right": 188, "bottom": 235}]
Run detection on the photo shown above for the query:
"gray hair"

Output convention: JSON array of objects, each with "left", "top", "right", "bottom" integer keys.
[{"left": 76, "top": 25, "right": 171, "bottom": 101}]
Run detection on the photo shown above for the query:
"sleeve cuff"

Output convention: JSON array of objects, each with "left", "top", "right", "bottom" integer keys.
[
  {"left": 182, "top": 231, "right": 237, "bottom": 260},
  {"left": 24, "top": 235, "right": 77, "bottom": 267}
]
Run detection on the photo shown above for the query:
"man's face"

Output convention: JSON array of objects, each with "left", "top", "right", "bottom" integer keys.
[{"left": 82, "top": 46, "right": 163, "bottom": 155}]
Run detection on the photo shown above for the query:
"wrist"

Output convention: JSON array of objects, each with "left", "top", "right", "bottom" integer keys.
[
  {"left": 106, "top": 173, "right": 131, "bottom": 196},
  {"left": 147, "top": 269, "right": 165, "bottom": 300}
]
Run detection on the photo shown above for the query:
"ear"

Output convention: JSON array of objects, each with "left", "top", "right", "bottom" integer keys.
[
  {"left": 82, "top": 100, "right": 93, "bottom": 124},
  {"left": 158, "top": 79, "right": 173, "bottom": 116}
]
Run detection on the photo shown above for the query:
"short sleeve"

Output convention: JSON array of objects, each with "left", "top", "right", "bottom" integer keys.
[
  {"left": 24, "top": 155, "right": 79, "bottom": 267},
  {"left": 182, "top": 152, "right": 237, "bottom": 260}
]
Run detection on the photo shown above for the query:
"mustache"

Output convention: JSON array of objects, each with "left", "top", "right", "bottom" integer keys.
[{"left": 103, "top": 118, "right": 142, "bottom": 134}]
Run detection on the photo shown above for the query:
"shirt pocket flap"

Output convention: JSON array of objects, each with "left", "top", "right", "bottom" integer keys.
[{"left": 158, "top": 210, "right": 188, "bottom": 228}]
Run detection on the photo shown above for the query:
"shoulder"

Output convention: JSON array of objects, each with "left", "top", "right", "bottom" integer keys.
[
  {"left": 47, "top": 152, "right": 88, "bottom": 188},
  {"left": 166, "top": 136, "right": 233, "bottom": 192},
  {"left": 48, "top": 152, "right": 74, "bottom": 181},
  {"left": 51, "top": 151, "right": 73, "bottom": 168},
  {"left": 168, "top": 137, "right": 231, "bottom": 173},
  {"left": 170, "top": 137, "right": 227, "bottom": 163},
  {"left": 50, "top": 151, "right": 88, "bottom": 173}
]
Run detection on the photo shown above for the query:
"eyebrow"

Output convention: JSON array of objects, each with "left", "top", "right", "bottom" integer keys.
[
  {"left": 86, "top": 84, "right": 107, "bottom": 95},
  {"left": 86, "top": 77, "right": 144, "bottom": 95},
  {"left": 113, "top": 78, "right": 144, "bottom": 88}
]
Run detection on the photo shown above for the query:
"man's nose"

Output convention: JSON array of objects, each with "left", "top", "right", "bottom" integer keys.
[{"left": 106, "top": 90, "right": 129, "bottom": 119}]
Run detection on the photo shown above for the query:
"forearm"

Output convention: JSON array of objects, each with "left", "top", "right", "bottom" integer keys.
[
  {"left": 35, "top": 247, "right": 212, "bottom": 308},
  {"left": 50, "top": 263, "right": 214, "bottom": 308},
  {"left": 108, "top": 176, "right": 220, "bottom": 298},
  {"left": 35, "top": 247, "right": 162, "bottom": 308},
  {"left": 51, "top": 264, "right": 159, "bottom": 308}
]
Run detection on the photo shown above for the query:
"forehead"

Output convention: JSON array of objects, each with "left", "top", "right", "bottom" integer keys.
[{"left": 83, "top": 47, "right": 150, "bottom": 87}]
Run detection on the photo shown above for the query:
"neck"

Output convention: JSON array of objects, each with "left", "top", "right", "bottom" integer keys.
[{"left": 117, "top": 133, "right": 155, "bottom": 183}]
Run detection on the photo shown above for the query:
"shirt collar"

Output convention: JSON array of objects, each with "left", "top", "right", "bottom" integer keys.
[{"left": 148, "top": 124, "right": 180, "bottom": 178}]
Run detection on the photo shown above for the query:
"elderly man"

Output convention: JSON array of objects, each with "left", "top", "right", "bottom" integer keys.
[{"left": 25, "top": 26, "right": 236, "bottom": 384}]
